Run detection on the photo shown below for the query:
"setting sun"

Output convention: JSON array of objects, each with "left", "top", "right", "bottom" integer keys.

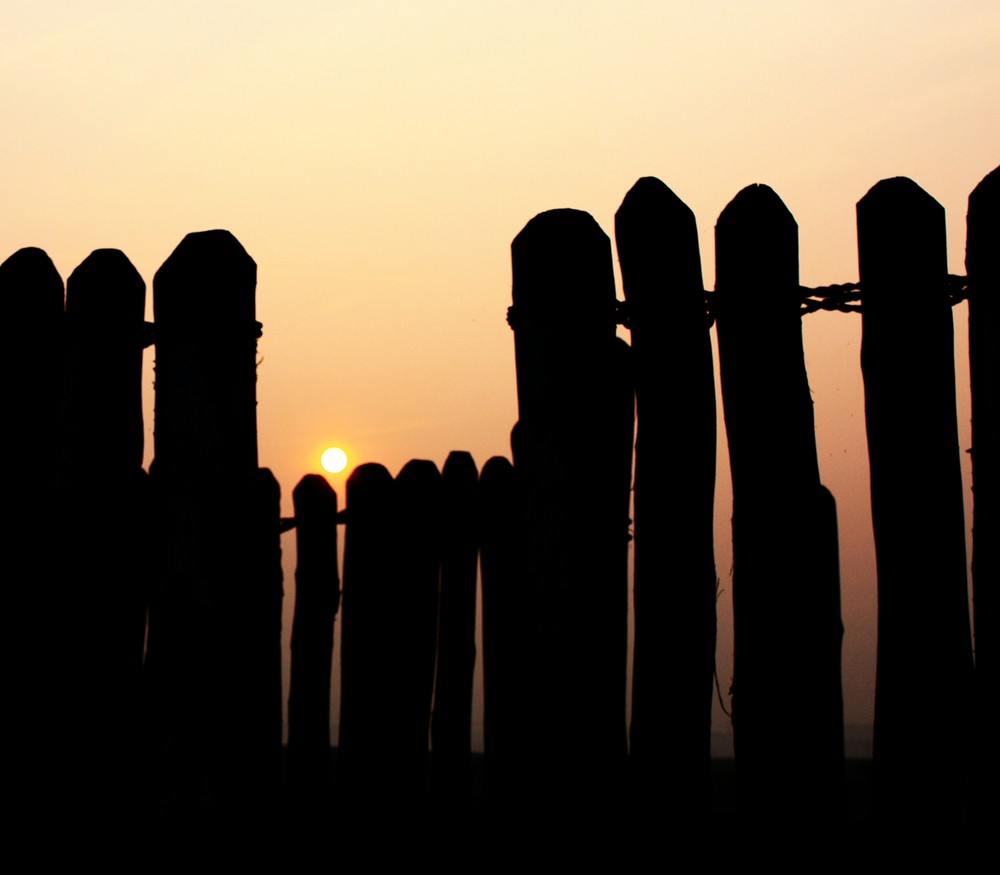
[{"left": 320, "top": 446, "right": 348, "bottom": 474}]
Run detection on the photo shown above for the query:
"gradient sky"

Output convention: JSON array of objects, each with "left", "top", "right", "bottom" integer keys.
[{"left": 3, "top": 0, "right": 997, "bottom": 752}]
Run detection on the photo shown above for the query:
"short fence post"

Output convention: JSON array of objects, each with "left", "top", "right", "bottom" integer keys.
[
  {"left": 477, "top": 452, "right": 525, "bottom": 805},
  {"left": 615, "top": 177, "right": 717, "bottom": 813},
  {"left": 393, "top": 459, "right": 442, "bottom": 801},
  {"left": 248, "top": 467, "right": 285, "bottom": 803},
  {"left": 715, "top": 184, "right": 845, "bottom": 818},
  {"left": 288, "top": 473, "right": 340, "bottom": 805},
  {"left": 431, "top": 450, "right": 479, "bottom": 802},
  {"left": 338, "top": 462, "right": 398, "bottom": 807},
  {"left": 857, "top": 177, "right": 974, "bottom": 818}
]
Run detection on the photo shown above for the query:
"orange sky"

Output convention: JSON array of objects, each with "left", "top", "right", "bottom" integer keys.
[{"left": 3, "top": 0, "right": 997, "bottom": 752}]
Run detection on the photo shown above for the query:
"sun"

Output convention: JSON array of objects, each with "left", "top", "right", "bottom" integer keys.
[{"left": 321, "top": 446, "right": 348, "bottom": 474}]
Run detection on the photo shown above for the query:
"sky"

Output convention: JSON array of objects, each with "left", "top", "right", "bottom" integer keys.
[{"left": 3, "top": 0, "right": 997, "bottom": 754}]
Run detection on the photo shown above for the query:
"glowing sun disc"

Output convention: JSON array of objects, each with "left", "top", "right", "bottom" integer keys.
[{"left": 321, "top": 446, "right": 348, "bottom": 474}]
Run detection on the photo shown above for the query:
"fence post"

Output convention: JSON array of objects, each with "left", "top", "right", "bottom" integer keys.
[
  {"left": 431, "top": 450, "right": 479, "bottom": 803},
  {"left": 149, "top": 229, "right": 268, "bottom": 821},
  {"left": 0, "top": 247, "right": 64, "bottom": 818},
  {"left": 248, "top": 467, "right": 284, "bottom": 803},
  {"left": 477, "top": 452, "right": 525, "bottom": 806},
  {"left": 338, "top": 462, "right": 398, "bottom": 807},
  {"left": 509, "top": 209, "right": 631, "bottom": 813},
  {"left": 288, "top": 473, "right": 340, "bottom": 805},
  {"left": 394, "top": 459, "right": 442, "bottom": 802},
  {"left": 61, "top": 248, "right": 148, "bottom": 820},
  {"left": 715, "top": 184, "right": 845, "bottom": 818},
  {"left": 966, "top": 166, "right": 999, "bottom": 813},
  {"left": 615, "top": 177, "right": 717, "bottom": 814},
  {"left": 857, "top": 177, "right": 974, "bottom": 819}
]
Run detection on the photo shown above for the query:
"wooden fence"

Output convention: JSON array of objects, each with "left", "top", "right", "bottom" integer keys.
[{"left": 0, "top": 165, "right": 994, "bottom": 834}]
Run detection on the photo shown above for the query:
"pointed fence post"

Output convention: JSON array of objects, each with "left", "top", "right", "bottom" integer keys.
[
  {"left": 150, "top": 229, "right": 269, "bottom": 821},
  {"left": 615, "top": 177, "right": 717, "bottom": 814},
  {"left": 0, "top": 247, "right": 64, "bottom": 818},
  {"left": 431, "top": 450, "right": 479, "bottom": 803},
  {"left": 509, "top": 209, "right": 632, "bottom": 812},
  {"left": 858, "top": 177, "right": 975, "bottom": 818},
  {"left": 61, "top": 249, "right": 148, "bottom": 820},
  {"left": 715, "top": 184, "right": 844, "bottom": 818},
  {"left": 288, "top": 473, "right": 340, "bottom": 805},
  {"left": 966, "top": 166, "right": 999, "bottom": 814}
]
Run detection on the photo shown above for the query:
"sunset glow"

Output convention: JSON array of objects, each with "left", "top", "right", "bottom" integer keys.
[
  {"left": 3, "top": 0, "right": 996, "bottom": 755},
  {"left": 320, "top": 446, "right": 348, "bottom": 474}
]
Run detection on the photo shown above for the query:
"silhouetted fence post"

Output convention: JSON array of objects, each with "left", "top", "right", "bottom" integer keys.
[
  {"left": 858, "top": 177, "right": 975, "bottom": 819},
  {"left": 966, "top": 166, "right": 998, "bottom": 814},
  {"left": 0, "top": 247, "right": 64, "bottom": 819},
  {"left": 338, "top": 462, "right": 398, "bottom": 807},
  {"left": 615, "top": 177, "right": 717, "bottom": 814},
  {"left": 149, "top": 229, "right": 273, "bottom": 821},
  {"left": 248, "top": 467, "right": 285, "bottom": 802},
  {"left": 61, "top": 248, "right": 148, "bottom": 820},
  {"left": 288, "top": 473, "right": 340, "bottom": 805},
  {"left": 715, "top": 184, "right": 844, "bottom": 818},
  {"left": 477, "top": 452, "right": 525, "bottom": 804},
  {"left": 509, "top": 209, "right": 632, "bottom": 812},
  {"left": 431, "top": 450, "right": 479, "bottom": 802},
  {"left": 393, "top": 459, "right": 442, "bottom": 802}
]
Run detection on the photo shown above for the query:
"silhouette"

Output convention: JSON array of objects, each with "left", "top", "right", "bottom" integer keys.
[
  {"left": 287, "top": 473, "right": 340, "bottom": 807},
  {"left": 859, "top": 178, "right": 974, "bottom": 821},
  {"left": 431, "top": 450, "right": 479, "bottom": 803},
  {"left": 509, "top": 209, "right": 633, "bottom": 821},
  {"left": 966, "top": 166, "right": 999, "bottom": 822},
  {"left": 2, "top": 165, "right": 994, "bottom": 840},
  {"left": 715, "top": 184, "right": 845, "bottom": 820},
  {"left": 616, "top": 177, "right": 718, "bottom": 818}
]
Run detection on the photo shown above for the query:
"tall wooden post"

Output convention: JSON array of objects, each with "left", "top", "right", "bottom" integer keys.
[
  {"left": 150, "top": 229, "right": 267, "bottom": 821},
  {"left": 0, "top": 247, "right": 64, "bottom": 820},
  {"left": 509, "top": 209, "right": 632, "bottom": 814},
  {"left": 615, "top": 177, "right": 717, "bottom": 814},
  {"left": 715, "top": 184, "right": 844, "bottom": 818},
  {"left": 62, "top": 248, "right": 148, "bottom": 821},
  {"left": 858, "top": 177, "right": 974, "bottom": 819},
  {"left": 966, "top": 167, "right": 999, "bottom": 814}
]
